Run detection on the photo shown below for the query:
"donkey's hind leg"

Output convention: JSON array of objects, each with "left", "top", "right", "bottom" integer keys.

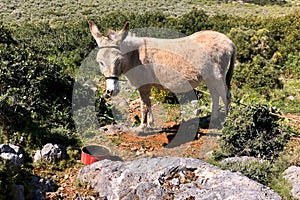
[{"left": 205, "top": 77, "right": 227, "bottom": 128}]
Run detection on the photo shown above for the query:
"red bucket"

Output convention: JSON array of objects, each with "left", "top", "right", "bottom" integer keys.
[{"left": 81, "top": 145, "right": 110, "bottom": 165}]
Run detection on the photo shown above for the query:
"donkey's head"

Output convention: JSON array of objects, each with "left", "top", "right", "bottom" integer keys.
[{"left": 88, "top": 20, "right": 129, "bottom": 98}]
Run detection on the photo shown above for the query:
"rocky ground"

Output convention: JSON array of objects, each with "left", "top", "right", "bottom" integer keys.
[
  {"left": 41, "top": 102, "right": 300, "bottom": 199},
  {"left": 43, "top": 122, "right": 221, "bottom": 199}
]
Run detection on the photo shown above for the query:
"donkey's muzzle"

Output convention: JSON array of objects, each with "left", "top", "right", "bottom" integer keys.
[
  {"left": 105, "top": 76, "right": 120, "bottom": 98},
  {"left": 104, "top": 90, "right": 113, "bottom": 98}
]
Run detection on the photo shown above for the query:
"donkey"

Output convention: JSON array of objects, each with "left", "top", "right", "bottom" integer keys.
[{"left": 88, "top": 20, "right": 236, "bottom": 128}]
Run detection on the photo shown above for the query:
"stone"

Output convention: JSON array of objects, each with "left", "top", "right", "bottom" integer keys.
[
  {"left": 33, "top": 150, "right": 42, "bottom": 162},
  {"left": 77, "top": 157, "right": 281, "bottom": 200},
  {"left": 31, "top": 175, "right": 57, "bottom": 200},
  {"left": 34, "top": 143, "right": 67, "bottom": 162},
  {"left": 99, "top": 124, "right": 127, "bottom": 133},
  {"left": 0, "top": 144, "right": 24, "bottom": 166},
  {"left": 283, "top": 166, "right": 300, "bottom": 199}
]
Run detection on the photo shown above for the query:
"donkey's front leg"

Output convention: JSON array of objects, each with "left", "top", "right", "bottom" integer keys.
[{"left": 138, "top": 86, "right": 153, "bottom": 128}]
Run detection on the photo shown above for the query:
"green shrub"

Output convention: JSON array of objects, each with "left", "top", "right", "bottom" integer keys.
[
  {"left": 218, "top": 156, "right": 293, "bottom": 199},
  {"left": 95, "top": 90, "right": 115, "bottom": 126},
  {"left": 221, "top": 104, "right": 296, "bottom": 160},
  {"left": 207, "top": 14, "right": 242, "bottom": 33},
  {"left": 0, "top": 160, "right": 16, "bottom": 199},
  {"left": 0, "top": 23, "right": 16, "bottom": 44},
  {"left": 129, "top": 11, "right": 168, "bottom": 29},
  {"left": 12, "top": 21, "right": 95, "bottom": 77},
  {"left": 0, "top": 25, "right": 82, "bottom": 198},
  {"left": 221, "top": 160, "right": 273, "bottom": 185},
  {"left": 263, "top": 12, "right": 300, "bottom": 64},
  {"left": 0, "top": 25, "right": 80, "bottom": 151},
  {"left": 175, "top": 9, "right": 209, "bottom": 35},
  {"left": 233, "top": 55, "right": 283, "bottom": 95},
  {"left": 283, "top": 53, "right": 300, "bottom": 79},
  {"left": 151, "top": 88, "right": 179, "bottom": 104},
  {"left": 228, "top": 27, "right": 276, "bottom": 62},
  {"left": 0, "top": 159, "right": 33, "bottom": 200},
  {"left": 69, "top": 84, "right": 115, "bottom": 134},
  {"left": 228, "top": 27, "right": 284, "bottom": 94}
]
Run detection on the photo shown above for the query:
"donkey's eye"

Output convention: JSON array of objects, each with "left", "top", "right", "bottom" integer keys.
[
  {"left": 116, "top": 58, "right": 123, "bottom": 66},
  {"left": 99, "top": 61, "right": 105, "bottom": 67},
  {"left": 115, "top": 59, "right": 121, "bottom": 66}
]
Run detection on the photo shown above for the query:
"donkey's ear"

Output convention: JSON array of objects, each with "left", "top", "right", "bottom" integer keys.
[
  {"left": 116, "top": 22, "right": 129, "bottom": 42},
  {"left": 88, "top": 20, "right": 104, "bottom": 47}
]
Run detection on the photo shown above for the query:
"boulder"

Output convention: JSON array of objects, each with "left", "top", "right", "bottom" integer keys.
[
  {"left": 284, "top": 166, "right": 300, "bottom": 199},
  {"left": 34, "top": 143, "right": 67, "bottom": 162},
  {"left": 0, "top": 144, "right": 24, "bottom": 166},
  {"left": 78, "top": 157, "right": 281, "bottom": 200}
]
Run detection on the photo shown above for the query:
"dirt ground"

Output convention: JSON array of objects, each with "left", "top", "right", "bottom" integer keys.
[
  {"left": 45, "top": 127, "right": 220, "bottom": 199},
  {"left": 45, "top": 99, "right": 222, "bottom": 199}
]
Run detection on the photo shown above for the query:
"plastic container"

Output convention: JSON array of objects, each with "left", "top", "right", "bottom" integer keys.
[{"left": 81, "top": 145, "right": 110, "bottom": 165}]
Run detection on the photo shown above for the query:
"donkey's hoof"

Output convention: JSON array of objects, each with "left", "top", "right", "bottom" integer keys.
[
  {"left": 139, "top": 123, "right": 147, "bottom": 129},
  {"left": 147, "top": 123, "right": 154, "bottom": 128}
]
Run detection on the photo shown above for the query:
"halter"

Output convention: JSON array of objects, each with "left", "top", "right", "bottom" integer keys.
[
  {"left": 105, "top": 76, "right": 119, "bottom": 80},
  {"left": 99, "top": 45, "right": 120, "bottom": 50}
]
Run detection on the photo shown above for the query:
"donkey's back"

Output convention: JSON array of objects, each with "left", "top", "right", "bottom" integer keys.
[
  {"left": 136, "top": 30, "right": 235, "bottom": 91},
  {"left": 191, "top": 30, "right": 236, "bottom": 89}
]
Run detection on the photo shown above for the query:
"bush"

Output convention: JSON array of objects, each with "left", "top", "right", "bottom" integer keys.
[
  {"left": 233, "top": 55, "right": 283, "bottom": 96},
  {"left": 0, "top": 25, "right": 82, "bottom": 198},
  {"left": 283, "top": 53, "right": 300, "bottom": 79},
  {"left": 228, "top": 27, "right": 276, "bottom": 62},
  {"left": 95, "top": 90, "right": 115, "bottom": 126},
  {"left": 0, "top": 25, "right": 79, "bottom": 151},
  {"left": 175, "top": 9, "right": 209, "bottom": 35},
  {"left": 228, "top": 27, "right": 284, "bottom": 95},
  {"left": 221, "top": 104, "right": 296, "bottom": 160},
  {"left": 12, "top": 21, "right": 95, "bottom": 77},
  {"left": 221, "top": 160, "right": 272, "bottom": 185},
  {"left": 0, "top": 160, "right": 17, "bottom": 199},
  {"left": 0, "top": 158, "right": 34, "bottom": 199}
]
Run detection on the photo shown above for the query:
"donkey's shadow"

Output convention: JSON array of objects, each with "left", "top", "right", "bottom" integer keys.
[{"left": 132, "top": 113, "right": 224, "bottom": 148}]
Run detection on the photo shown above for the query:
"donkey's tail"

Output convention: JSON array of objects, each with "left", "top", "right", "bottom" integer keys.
[{"left": 225, "top": 44, "right": 236, "bottom": 90}]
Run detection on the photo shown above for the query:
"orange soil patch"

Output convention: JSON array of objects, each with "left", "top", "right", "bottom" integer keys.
[{"left": 108, "top": 131, "right": 172, "bottom": 152}]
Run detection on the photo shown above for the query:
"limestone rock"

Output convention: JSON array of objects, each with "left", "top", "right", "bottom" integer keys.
[
  {"left": 0, "top": 143, "right": 24, "bottom": 166},
  {"left": 78, "top": 157, "right": 281, "bottom": 200},
  {"left": 34, "top": 143, "right": 66, "bottom": 162},
  {"left": 284, "top": 166, "right": 300, "bottom": 199}
]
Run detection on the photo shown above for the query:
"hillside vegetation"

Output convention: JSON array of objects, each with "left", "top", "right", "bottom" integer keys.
[
  {"left": 0, "top": 0, "right": 300, "bottom": 25},
  {"left": 0, "top": 0, "right": 300, "bottom": 199}
]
